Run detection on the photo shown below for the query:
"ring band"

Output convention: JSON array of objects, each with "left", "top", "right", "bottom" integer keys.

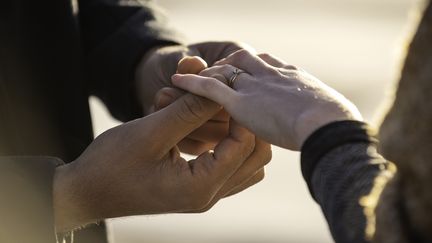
[{"left": 228, "top": 68, "right": 246, "bottom": 88}]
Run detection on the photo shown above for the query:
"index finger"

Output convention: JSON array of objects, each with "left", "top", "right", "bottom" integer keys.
[{"left": 177, "top": 56, "right": 208, "bottom": 74}]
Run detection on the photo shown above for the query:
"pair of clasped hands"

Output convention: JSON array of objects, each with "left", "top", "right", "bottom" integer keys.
[{"left": 54, "top": 42, "right": 362, "bottom": 232}]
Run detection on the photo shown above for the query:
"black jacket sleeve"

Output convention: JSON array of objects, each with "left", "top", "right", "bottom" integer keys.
[
  {"left": 0, "top": 157, "right": 63, "bottom": 243},
  {"left": 78, "top": 0, "right": 183, "bottom": 121},
  {"left": 300, "top": 121, "right": 389, "bottom": 243}
]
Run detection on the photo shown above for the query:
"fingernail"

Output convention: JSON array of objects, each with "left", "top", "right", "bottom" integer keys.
[{"left": 171, "top": 74, "right": 181, "bottom": 82}]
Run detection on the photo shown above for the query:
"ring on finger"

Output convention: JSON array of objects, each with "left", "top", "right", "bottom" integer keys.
[{"left": 228, "top": 68, "right": 247, "bottom": 88}]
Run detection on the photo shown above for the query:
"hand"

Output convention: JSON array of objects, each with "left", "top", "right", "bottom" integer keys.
[
  {"left": 53, "top": 93, "right": 271, "bottom": 232},
  {"left": 171, "top": 50, "right": 362, "bottom": 150},
  {"left": 135, "top": 42, "right": 251, "bottom": 155},
  {"left": 135, "top": 41, "right": 250, "bottom": 114},
  {"left": 151, "top": 56, "right": 231, "bottom": 155}
]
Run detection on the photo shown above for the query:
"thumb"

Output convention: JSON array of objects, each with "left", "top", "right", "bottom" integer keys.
[
  {"left": 177, "top": 56, "right": 208, "bottom": 74},
  {"left": 153, "top": 87, "right": 185, "bottom": 111},
  {"left": 148, "top": 93, "right": 222, "bottom": 152}
]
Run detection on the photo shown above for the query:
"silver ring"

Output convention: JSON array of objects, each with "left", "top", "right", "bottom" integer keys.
[{"left": 228, "top": 68, "right": 246, "bottom": 88}]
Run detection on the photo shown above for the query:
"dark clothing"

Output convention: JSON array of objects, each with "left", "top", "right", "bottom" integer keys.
[
  {"left": 301, "top": 121, "right": 389, "bottom": 243},
  {"left": 0, "top": 0, "right": 180, "bottom": 161},
  {"left": 0, "top": 1, "right": 409, "bottom": 242},
  {"left": 0, "top": 0, "right": 180, "bottom": 242}
]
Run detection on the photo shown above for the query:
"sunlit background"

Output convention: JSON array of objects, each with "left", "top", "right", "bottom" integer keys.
[{"left": 89, "top": 0, "right": 421, "bottom": 242}]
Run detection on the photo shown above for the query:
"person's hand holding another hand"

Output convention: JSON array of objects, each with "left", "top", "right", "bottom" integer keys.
[
  {"left": 135, "top": 41, "right": 251, "bottom": 155},
  {"left": 172, "top": 50, "right": 362, "bottom": 150},
  {"left": 54, "top": 93, "right": 271, "bottom": 232},
  {"left": 149, "top": 56, "right": 231, "bottom": 155}
]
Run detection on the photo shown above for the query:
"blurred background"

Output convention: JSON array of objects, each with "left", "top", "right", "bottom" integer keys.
[{"left": 89, "top": 0, "right": 422, "bottom": 242}]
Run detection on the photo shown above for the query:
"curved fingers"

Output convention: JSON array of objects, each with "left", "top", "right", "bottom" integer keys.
[
  {"left": 177, "top": 138, "right": 216, "bottom": 155},
  {"left": 188, "top": 169, "right": 266, "bottom": 213},
  {"left": 185, "top": 138, "right": 272, "bottom": 213},
  {"left": 218, "top": 139, "right": 271, "bottom": 198},
  {"left": 193, "top": 120, "right": 255, "bottom": 185}
]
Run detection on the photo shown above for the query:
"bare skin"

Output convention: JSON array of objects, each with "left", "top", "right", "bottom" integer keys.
[
  {"left": 135, "top": 42, "right": 252, "bottom": 155},
  {"left": 172, "top": 50, "right": 362, "bottom": 150},
  {"left": 150, "top": 56, "right": 230, "bottom": 154},
  {"left": 53, "top": 92, "right": 271, "bottom": 232}
]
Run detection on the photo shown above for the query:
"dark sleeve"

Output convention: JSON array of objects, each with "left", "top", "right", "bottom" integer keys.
[
  {"left": 0, "top": 157, "right": 63, "bottom": 243},
  {"left": 300, "top": 121, "right": 389, "bottom": 243},
  {"left": 78, "top": 0, "right": 184, "bottom": 121}
]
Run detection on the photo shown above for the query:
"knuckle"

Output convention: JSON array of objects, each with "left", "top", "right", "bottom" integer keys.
[
  {"left": 201, "top": 78, "right": 217, "bottom": 91},
  {"left": 219, "top": 41, "right": 243, "bottom": 51},
  {"left": 284, "top": 64, "right": 299, "bottom": 70},
  {"left": 181, "top": 182, "right": 213, "bottom": 210},
  {"left": 240, "top": 137, "right": 256, "bottom": 157},
  {"left": 193, "top": 198, "right": 216, "bottom": 213},
  {"left": 199, "top": 68, "right": 212, "bottom": 77},
  {"left": 254, "top": 142, "right": 272, "bottom": 165},
  {"left": 234, "top": 49, "right": 251, "bottom": 60},
  {"left": 225, "top": 49, "right": 249, "bottom": 65},
  {"left": 256, "top": 170, "right": 266, "bottom": 182},
  {"left": 263, "top": 146, "right": 273, "bottom": 164},
  {"left": 96, "top": 127, "right": 116, "bottom": 140},
  {"left": 97, "top": 124, "right": 132, "bottom": 147},
  {"left": 198, "top": 206, "right": 212, "bottom": 213},
  {"left": 210, "top": 74, "right": 227, "bottom": 84},
  {"left": 188, "top": 194, "right": 212, "bottom": 210},
  {"left": 259, "top": 53, "right": 272, "bottom": 59},
  {"left": 192, "top": 204, "right": 213, "bottom": 214},
  {"left": 265, "top": 151, "right": 273, "bottom": 164},
  {"left": 266, "top": 67, "right": 283, "bottom": 76}
]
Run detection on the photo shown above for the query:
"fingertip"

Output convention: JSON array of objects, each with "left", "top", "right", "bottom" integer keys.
[
  {"left": 171, "top": 74, "right": 189, "bottom": 87},
  {"left": 177, "top": 56, "right": 208, "bottom": 74},
  {"left": 171, "top": 73, "right": 182, "bottom": 82}
]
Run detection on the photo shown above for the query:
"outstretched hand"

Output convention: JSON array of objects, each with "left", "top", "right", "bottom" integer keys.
[{"left": 172, "top": 50, "right": 362, "bottom": 150}]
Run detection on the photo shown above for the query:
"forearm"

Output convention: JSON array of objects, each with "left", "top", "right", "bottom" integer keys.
[{"left": 301, "top": 121, "right": 389, "bottom": 243}]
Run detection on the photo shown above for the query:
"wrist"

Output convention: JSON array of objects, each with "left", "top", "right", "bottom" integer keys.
[
  {"left": 53, "top": 162, "right": 93, "bottom": 232},
  {"left": 294, "top": 105, "right": 363, "bottom": 149}
]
